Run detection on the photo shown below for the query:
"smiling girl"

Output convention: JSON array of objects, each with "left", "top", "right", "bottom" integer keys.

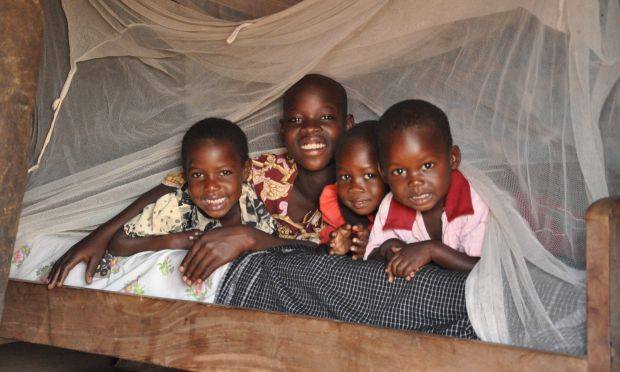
[{"left": 107, "top": 118, "right": 278, "bottom": 288}]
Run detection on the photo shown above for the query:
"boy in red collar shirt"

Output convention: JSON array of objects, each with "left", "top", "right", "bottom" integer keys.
[{"left": 365, "top": 100, "right": 489, "bottom": 283}]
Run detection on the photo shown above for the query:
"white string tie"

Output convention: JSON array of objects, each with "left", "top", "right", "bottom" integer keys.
[{"left": 226, "top": 22, "right": 253, "bottom": 44}]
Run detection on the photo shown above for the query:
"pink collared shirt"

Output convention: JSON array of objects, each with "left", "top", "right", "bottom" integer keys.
[{"left": 364, "top": 170, "right": 489, "bottom": 259}]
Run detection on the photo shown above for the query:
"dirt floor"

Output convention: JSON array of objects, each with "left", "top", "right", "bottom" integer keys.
[{"left": 0, "top": 342, "right": 181, "bottom": 371}]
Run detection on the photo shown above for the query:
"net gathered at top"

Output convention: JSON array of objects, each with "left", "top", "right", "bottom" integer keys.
[{"left": 15, "top": 0, "right": 620, "bottom": 355}]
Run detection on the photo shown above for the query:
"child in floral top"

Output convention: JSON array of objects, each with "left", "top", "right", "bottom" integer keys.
[{"left": 108, "top": 118, "right": 278, "bottom": 290}]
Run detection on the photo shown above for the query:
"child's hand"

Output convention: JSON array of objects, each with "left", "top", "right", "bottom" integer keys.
[
  {"left": 179, "top": 226, "right": 252, "bottom": 285},
  {"left": 328, "top": 225, "right": 352, "bottom": 255},
  {"left": 349, "top": 224, "right": 370, "bottom": 260},
  {"left": 48, "top": 232, "right": 108, "bottom": 288},
  {"left": 385, "top": 242, "right": 433, "bottom": 283}
]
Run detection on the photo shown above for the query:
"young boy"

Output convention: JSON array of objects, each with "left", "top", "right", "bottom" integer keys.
[{"left": 365, "top": 100, "right": 489, "bottom": 283}]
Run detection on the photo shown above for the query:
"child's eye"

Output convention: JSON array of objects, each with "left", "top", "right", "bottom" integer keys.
[
  {"left": 219, "top": 170, "right": 232, "bottom": 176},
  {"left": 422, "top": 163, "right": 434, "bottom": 170},
  {"left": 364, "top": 173, "right": 378, "bottom": 180},
  {"left": 338, "top": 174, "right": 351, "bottom": 182},
  {"left": 391, "top": 168, "right": 406, "bottom": 176},
  {"left": 288, "top": 116, "right": 302, "bottom": 125},
  {"left": 190, "top": 171, "right": 203, "bottom": 178},
  {"left": 320, "top": 114, "right": 335, "bottom": 121}
]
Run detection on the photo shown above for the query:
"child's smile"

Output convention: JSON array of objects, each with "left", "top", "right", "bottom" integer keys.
[
  {"left": 280, "top": 85, "right": 352, "bottom": 172},
  {"left": 382, "top": 125, "right": 460, "bottom": 214},
  {"left": 186, "top": 140, "right": 249, "bottom": 226}
]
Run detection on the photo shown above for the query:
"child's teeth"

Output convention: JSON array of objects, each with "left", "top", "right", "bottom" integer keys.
[
  {"left": 301, "top": 143, "right": 326, "bottom": 150},
  {"left": 205, "top": 197, "right": 225, "bottom": 204},
  {"left": 411, "top": 194, "right": 430, "bottom": 200}
]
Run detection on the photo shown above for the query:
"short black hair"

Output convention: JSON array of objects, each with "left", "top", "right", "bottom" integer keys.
[
  {"left": 335, "top": 120, "right": 379, "bottom": 164},
  {"left": 181, "top": 118, "right": 249, "bottom": 169},
  {"left": 283, "top": 74, "right": 348, "bottom": 115},
  {"left": 378, "top": 100, "right": 452, "bottom": 165}
]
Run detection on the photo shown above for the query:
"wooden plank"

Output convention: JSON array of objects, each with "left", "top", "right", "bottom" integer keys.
[
  {"left": 586, "top": 197, "right": 620, "bottom": 372},
  {"left": 0, "top": 1, "right": 43, "bottom": 319},
  {"left": 0, "top": 280, "right": 585, "bottom": 371}
]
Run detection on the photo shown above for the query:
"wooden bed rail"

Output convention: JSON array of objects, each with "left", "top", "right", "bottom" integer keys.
[
  {"left": 0, "top": 197, "right": 616, "bottom": 371},
  {"left": 586, "top": 197, "right": 619, "bottom": 371},
  {"left": 0, "top": 281, "right": 585, "bottom": 371}
]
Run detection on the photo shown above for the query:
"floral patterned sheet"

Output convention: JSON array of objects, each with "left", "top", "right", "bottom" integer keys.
[{"left": 10, "top": 234, "right": 225, "bottom": 303}]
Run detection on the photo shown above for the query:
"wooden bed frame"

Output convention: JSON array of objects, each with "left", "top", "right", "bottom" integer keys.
[
  {"left": 0, "top": 1, "right": 617, "bottom": 371},
  {"left": 0, "top": 198, "right": 616, "bottom": 371}
]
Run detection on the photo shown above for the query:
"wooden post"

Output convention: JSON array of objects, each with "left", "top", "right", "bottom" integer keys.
[
  {"left": 586, "top": 197, "right": 619, "bottom": 371},
  {"left": 0, "top": 1, "right": 43, "bottom": 318}
]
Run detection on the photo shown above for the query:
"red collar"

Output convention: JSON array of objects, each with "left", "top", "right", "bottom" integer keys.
[{"left": 383, "top": 170, "right": 474, "bottom": 231}]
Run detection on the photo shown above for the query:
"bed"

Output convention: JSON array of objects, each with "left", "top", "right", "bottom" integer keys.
[{"left": 0, "top": 1, "right": 617, "bottom": 370}]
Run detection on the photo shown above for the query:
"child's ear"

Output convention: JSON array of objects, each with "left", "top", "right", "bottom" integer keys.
[
  {"left": 450, "top": 145, "right": 461, "bottom": 170},
  {"left": 344, "top": 114, "right": 354, "bottom": 130},
  {"left": 243, "top": 159, "right": 252, "bottom": 181}
]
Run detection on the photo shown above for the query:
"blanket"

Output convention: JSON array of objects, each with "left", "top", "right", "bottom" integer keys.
[{"left": 216, "top": 245, "right": 476, "bottom": 338}]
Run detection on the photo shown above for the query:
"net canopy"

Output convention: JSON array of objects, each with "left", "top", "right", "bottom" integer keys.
[{"left": 14, "top": 0, "right": 620, "bottom": 355}]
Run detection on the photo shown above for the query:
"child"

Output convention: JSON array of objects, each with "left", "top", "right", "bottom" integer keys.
[
  {"left": 365, "top": 100, "right": 489, "bottom": 283},
  {"left": 108, "top": 118, "right": 278, "bottom": 286},
  {"left": 319, "top": 121, "right": 386, "bottom": 259}
]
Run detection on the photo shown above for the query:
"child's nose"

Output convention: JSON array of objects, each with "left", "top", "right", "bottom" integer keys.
[
  {"left": 349, "top": 178, "right": 365, "bottom": 192},
  {"left": 407, "top": 173, "right": 424, "bottom": 187},
  {"left": 301, "top": 118, "right": 321, "bottom": 133},
  {"left": 204, "top": 177, "right": 221, "bottom": 191}
]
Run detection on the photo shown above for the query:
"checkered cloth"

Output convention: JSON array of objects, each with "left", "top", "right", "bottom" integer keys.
[{"left": 216, "top": 245, "right": 476, "bottom": 338}]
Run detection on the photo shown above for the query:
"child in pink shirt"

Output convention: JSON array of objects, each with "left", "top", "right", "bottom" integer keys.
[{"left": 365, "top": 100, "right": 489, "bottom": 283}]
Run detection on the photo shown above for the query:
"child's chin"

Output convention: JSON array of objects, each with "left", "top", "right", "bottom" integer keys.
[
  {"left": 206, "top": 211, "right": 231, "bottom": 219},
  {"left": 350, "top": 206, "right": 373, "bottom": 216}
]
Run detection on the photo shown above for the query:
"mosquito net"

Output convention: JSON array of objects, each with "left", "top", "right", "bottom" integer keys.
[{"left": 12, "top": 0, "right": 619, "bottom": 356}]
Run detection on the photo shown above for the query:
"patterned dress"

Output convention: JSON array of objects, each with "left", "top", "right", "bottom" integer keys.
[{"left": 163, "top": 153, "right": 325, "bottom": 243}]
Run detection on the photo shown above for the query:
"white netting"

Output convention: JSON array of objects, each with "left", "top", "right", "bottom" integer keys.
[{"left": 14, "top": 0, "right": 619, "bottom": 355}]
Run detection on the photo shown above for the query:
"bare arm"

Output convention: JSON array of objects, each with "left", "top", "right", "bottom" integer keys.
[
  {"left": 428, "top": 241, "right": 480, "bottom": 272},
  {"left": 48, "top": 184, "right": 175, "bottom": 288},
  {"left": 108, "top": 228, "right": 199, "bottom": 257}
]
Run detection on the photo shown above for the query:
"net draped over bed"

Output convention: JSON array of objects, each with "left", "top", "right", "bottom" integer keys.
[{"left": 11, "top": 0, "right": 619, "bottom": 356}]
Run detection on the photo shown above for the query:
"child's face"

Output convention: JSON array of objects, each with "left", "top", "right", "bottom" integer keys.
[
  {"left": 280, "top": 85, "right": 353, "bottom": 171},
  {"left": 336, "top": 138, "right": 386, "bottom": 216},
  {"left": 381, "top": 125, "right": 460, "bottom": 214},
  {"left": 186, "top": 140, "right": 250, "bottom": 221}
]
